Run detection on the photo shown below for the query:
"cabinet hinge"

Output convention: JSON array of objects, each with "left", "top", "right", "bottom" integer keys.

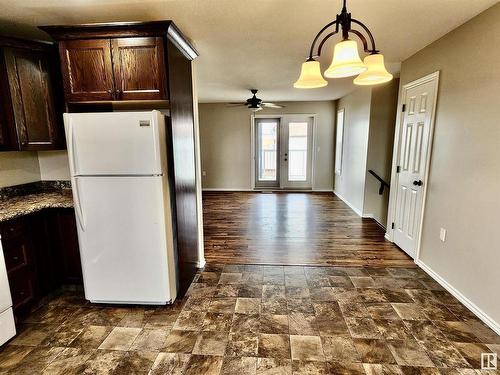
[
  {"left": 402, "top": 104, "right": 406, "bottom": 112},
  {"left": 396, "top": 165, "right": 401, "bottom": 173},
  {"left": 391, "top": 222, "right": 395, "bottom": 229}
]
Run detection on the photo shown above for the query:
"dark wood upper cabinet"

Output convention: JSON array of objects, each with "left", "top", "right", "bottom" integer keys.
[
  {"left": 59, "top": 39, "right": 115, "bottom": 102},
  {"left": 112, "top": 37, "right": 167, "bottom": 100},
  {"left": 0, "top": 37, "right": 64, "bottom": 151}
]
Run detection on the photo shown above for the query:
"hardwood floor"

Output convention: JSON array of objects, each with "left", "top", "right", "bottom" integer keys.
[{"left": 203, "top": 191, "right": 414, "bottom": 267}]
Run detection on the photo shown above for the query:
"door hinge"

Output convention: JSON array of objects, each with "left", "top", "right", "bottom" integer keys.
[
  {"left": 402, "top": 104, "right": 406, "bottom": 112},
  {"left": 391, "top": 222, "right": 395, "bottom": 229},
  {"left": 396, "top": 165, "right": 401, "bottom": 173}
]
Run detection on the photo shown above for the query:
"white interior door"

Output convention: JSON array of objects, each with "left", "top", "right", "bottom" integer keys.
[
  {"left": 280, "top": 115, "right": 313, "bottom": 189},
  {"left": 393, "top": 78, "right": 437, "bottom": 257}
]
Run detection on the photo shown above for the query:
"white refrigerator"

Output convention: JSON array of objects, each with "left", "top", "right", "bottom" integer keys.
[
  {"left": 0, "top": 236, "right": 16, "bottom": 345},
  {"left": 64, "top": 111, "right": 178, "bottom": 305}
]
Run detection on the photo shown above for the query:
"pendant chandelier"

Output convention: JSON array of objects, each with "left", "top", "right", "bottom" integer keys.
[{"left": 294, "top": 0, "right": 393, "bottom": 89}]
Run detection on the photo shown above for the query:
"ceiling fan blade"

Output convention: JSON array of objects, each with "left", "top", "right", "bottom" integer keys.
[
  {"left": 262, "top": 102, "right": 285, "bottom": 108},
  {"left": 227, "top": 103, "right": 247, "bottom": 106}
]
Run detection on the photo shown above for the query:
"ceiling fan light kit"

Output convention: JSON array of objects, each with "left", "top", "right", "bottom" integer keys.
[{"left": 294, "top": 0, "right": 393, "bottom": 88}]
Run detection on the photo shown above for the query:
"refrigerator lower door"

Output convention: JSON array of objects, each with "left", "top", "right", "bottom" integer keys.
[
  {"left": 0, "top": 308, "right": 15, "bottom": 346},
  {"left": 74, "top": 176, "right": 176, "bottom": 304}
]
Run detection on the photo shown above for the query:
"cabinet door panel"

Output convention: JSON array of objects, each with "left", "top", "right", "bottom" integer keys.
[
  {"left": 4, "top": 48, "right": 61, "bottom": 150},
  {"left": 112, "top": 37, "right": 167, "bottom": 100},
  {"left": 60, "top": 39, "right": 115, "bottom": 101}
]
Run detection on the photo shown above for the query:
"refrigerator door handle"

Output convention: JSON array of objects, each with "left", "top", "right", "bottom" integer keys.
[{"left": 72, "top": 178, "right": 86, "bottom": 232}]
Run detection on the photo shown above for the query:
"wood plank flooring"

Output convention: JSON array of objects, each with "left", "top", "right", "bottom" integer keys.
[{"left": 203, "top": 192, "right": 414, "bottom": 267}]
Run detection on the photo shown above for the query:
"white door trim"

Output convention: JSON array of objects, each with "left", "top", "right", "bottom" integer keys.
[
  {"left": 250, "top": 113, "right": 317, "bottom": 190},
  {"left": 386, "top": 71, "right": 440, "bottom": 262}
]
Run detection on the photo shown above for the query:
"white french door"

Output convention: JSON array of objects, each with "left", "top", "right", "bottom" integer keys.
[
  {"left": 392, "top": 74, "right": 438, "bottom": 258},
  {"left": 254, "top": 115, "right": 313, "bottom": 189}
]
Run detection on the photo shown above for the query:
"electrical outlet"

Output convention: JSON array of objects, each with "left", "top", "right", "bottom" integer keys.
[
  {"left": 202, "top": 171, "right": 206, "bottom": 177},
  {"left": 439, "top": 228, "right": 447, "bottom": 242}
]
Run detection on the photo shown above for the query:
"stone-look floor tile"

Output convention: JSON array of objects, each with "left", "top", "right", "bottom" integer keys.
[
  {"left": 116, "top": 309, "right": 149, "bottom": 328},
  {"left": 421, "top": 304, "right": 457, "bottom": 321},
  {"left": 209, "top": 298, "right": 237, "bottom": 314},
  {"left": 366, "top": 304, "right": 400, "bottom": 320},
  {"left": 242, "top": 272, "right": 264, "bottom": 285},
  {"left": 403, "top": 320, "right": 447, "bottom": 343},
  {"left": 81, "top": 349, "right": 125, "bottom": 374},
  {"left": 202, "top": 312, "right": 233, "bottom": 332},
  {"left": 345, "top": 317, "right": 382, "bottom": 339},
  {"left": 236, "top": 298, "right": 261, "bottom": 314},
  {"left": 216, "top": 284, "right": 240, "bottom": 298},
  {"left": 219, "top": 272, "right": 243, "bottom": 284},
  {"left": 291, "top": 360, "right": 330, "bottom": 374},
  {"left": 437, "top": 369, "right": 478, "bottom": 375},
  {"left": 187, "top": 284, "right": 217, "bottom": 299},
  {"left": 338, "top": 267, "right": 370, "bottom": 277},
  {"left": 223, "top": 264, "right": 245, "bottom": 273},
  {"left": 392, "top": 304, "right": 428, "bottom": 320},
  {"left": 452, "top": 342, "right": 492, "bottom": 369},
  {"left": 285, "top": 287, "right": 310, "bottom": 299},
  {"left": 130, "top": 328, "right": 168, "bottom": 351},
  {"left": 310, "top": 287, "right": 337, "bottom": 301},
  {"left": 239, "top": 284, "right": 264, "bottom": 298},
  {"left": 260, "top": 314, "right": 289, "bottom": 334},
  {"left": 70, "top": 325, "right": 113, "bottom": 348},
  {"left": 263, "top": 285, "right": 286, "bottom": 299},
  {"left": 290, "top": 335, "right": 324, "bottom": 362},
  {"left": 363, "top": 363, "right": 404, "bottom": 375},
  {"left": 327, "top": 361, "right": 366, "bottom": 375},
  {"left": 263, "top": 274, "right": 285, "bottom": 285},
  {"left": 149, "top": 352, "right": 190, "bottom": 375},
  {"left": 358, "top": 289, "right": 389, "bottom": 303},
  {"left": 221, "top": 356, "right": 257, "bottom": 375},
  {"left": 486, "top": 343, "right": 500, "bottom": 354},
  {"left": 420, "top": 340, "right": 471, "bottom": 368},
  {"left": 433, "top": 321, "right": 480, "bottom": 343},
  {"left": 41, "top": 347, "right": 93, "bottom": 375},
  {"left": 256, "top": 357, "right": 291, "bottom": 374},
  {"left": 226, "top": 332, "right": 259, "bottom": 357},
  {"left": 350, "top": 276, "right": 376, "bottom": 288},
  {"left": 258, "top": 334, "right": 291, "bottom": 359},
  {"left": 307, "top": 277, "right": 332, "bottom": 289},
  {"left": 445, "top": 305, "right": 480, "bottom": 322},
  {"left": 339, "top": 302, "right": 372, "bottom": 319},
  {"left": 112, "top": 350, "right": 158, "bottom": 374},
  {"left": 353, "top": 338, "right": 397, "bottom": 364},
  {"left": 386, "top": 339, "right": 435, "bottom": 367},
  {"left": 40, "top": 322, "right": 83, "bottom": 347},
  {"left": 9, "top": 323, "right": 57, "bottom": 346},
  {"left": 321, "top": 336, "right": 360, "bottom": 362},
  {"left": 98, "top": 327, "right": 142, "bottom": 351},
  {"left": 466, "top": 320, "right": 500, "bottom": 344},
  {"left": 173, "top": 310, "right": 207, "bottom": 331},
  {"left": 183, "top": 297, "right": 212, "bottom": 312},
  {"left": 261, "top": 298, "right": 288, "bottom": 315},
  {"left": 144, "top": 309, "right": 180, "bottom": 329},
  {"left": 329, "top": 276, "right": 355, "bottom": 288},
  {"left": 183, "top": 354, "right": 224, "bottom": 375},
  {"left": 431, "top": 291, "right": 459, "bottom": 305},
  {"left": 381, "top": 289, "right": 414, "bottom": 303},
  {"left": 398, "top": 366, "right": 441, "bottom": 375},
  {"left": 193, "top": 331, "right": 228, "bottom": 356},
  {"left": 0, "top": 346, "right": 33, "bottom": 371},
  {"left": 288, "top": 313, "right": 318, "bottom": 335},
  {"left": 287, "top": 299, "right": 315, "bottom": 314},
  {"left": 231, "top": 314, "right": 260, "bottom": 334},
  {"left": 375, "top": 319, "right": 413, "bottom": 340},
  {"left": 162, "top": 330, "right": 198, "bottom": 353},
  {"left": 198, "top": 271, "right": 221, "bottom": 285},
  {"left": 6, "top": 346, "right": 64, "bottom": 375},
  {"left": 285, "top": 276, "right": 308, "bottom": 288}
]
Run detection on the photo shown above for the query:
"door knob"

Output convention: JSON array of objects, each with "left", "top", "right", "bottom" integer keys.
[{"left": 413, "top": 180, "right": 423, "bottom": 186}]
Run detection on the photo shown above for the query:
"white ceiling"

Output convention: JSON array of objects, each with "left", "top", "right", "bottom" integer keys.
[{"left": 0, "top": 0, "right": 496, "bottom": 102}]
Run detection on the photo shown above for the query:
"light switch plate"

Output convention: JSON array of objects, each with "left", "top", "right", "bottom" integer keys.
[{"left": 439, "top": 228, "right": 446, "bottom": 242}]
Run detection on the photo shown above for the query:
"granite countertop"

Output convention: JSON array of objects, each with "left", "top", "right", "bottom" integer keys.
[{"left": 0, "top": 190, "right": 74, "bottom": 223}]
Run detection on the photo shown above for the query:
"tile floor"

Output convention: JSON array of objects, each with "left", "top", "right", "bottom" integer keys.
[{"left": 0, "top": 264, "right": 498, "bottom": 374}]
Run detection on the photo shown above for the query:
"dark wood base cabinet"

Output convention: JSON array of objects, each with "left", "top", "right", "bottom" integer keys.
[{"left": 0, "top": 209, "right": 82, "bottom": 321}]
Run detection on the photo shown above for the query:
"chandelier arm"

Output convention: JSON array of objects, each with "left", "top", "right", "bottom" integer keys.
[
  {"left": 308, "top": 20, "right": 339, "bottom": 59},
  {"left": 316, "top": 30, "right": 339, "bottom": 57},
  {"left": 347, "top": 29, "right": 369, "bottom": 53},
  {"left": 351, "top": 18, "right": 378, "bottom": 53}
]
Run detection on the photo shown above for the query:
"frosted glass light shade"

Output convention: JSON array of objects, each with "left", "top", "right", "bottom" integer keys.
[
  {"left": 294, "top": 60, "right": 328, "bottom": 89},
  {"left": 354, "top": 54, "right": 393, "bottom": 85},
  {"left": 324, "top": 40, "right": 366, "bottom": 78}
]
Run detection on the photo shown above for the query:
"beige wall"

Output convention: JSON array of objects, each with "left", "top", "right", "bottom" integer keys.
[
  {"left": 0, "top": 152, "right": 40, "bottom": 188},
  {"left": 398, "top": 3, "right": 500, "bottom": 326},
  {"left": 38, "top": 151, "right": 71, "bottom": 181},
  {"left": 199, "top": 101, "right": 336, "bottom": 190},
  {"left": 364, "top": 79, "right": 399, "bottom": 226},
  {"left": 334, "top": 88, "right": 372, "bottom": 213}
]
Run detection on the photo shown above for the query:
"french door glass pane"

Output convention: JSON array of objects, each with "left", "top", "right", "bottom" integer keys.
[
  {"left": 288, "top": 122, "right": 308, "bottom": 181},
  {"left": 258, "top": 121, "right": 278, "bottom": 181}
]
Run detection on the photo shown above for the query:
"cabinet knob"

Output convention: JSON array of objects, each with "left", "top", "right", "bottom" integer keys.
[{"left": 12, "top": 256, "right": 19, "bottom": 261}]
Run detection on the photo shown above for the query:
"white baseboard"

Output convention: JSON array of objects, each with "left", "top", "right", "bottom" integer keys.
[
  {"left": 312, "top": 189, "right": 334, "bottom": 192},
  {"left": 384, "top": 233, "right": 392, "bottom": 241},
  {"left": 362, "top": 213, "right": 374, "bottom": 219},
  {"left": 333, "top": 191, "right": 363, "bottom": 217},
  {"left": 417, "top": 259, "right": 500, "bottom": 335},
  {"left": 196, "top": 258, "right": 206, "bottom": 268}
]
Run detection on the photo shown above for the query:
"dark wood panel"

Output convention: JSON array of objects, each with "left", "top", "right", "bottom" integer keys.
[
  {"left": 111, "top": 37, "right": 167, "bottom": 100},
  {"left": 166, "top": 39, "right": 199, "bottom": 297},
  {"left": 55, "top": 208, "right": 83, "bottom": 284},
  {"left": 59, "top": 39, "right": 115, "bottom": 101},
  {"left": 203, "top": 192, "right": 414, "bottom": 267},
  {"left": 3, "top": 48, "right": 61, "bottom": 150}
]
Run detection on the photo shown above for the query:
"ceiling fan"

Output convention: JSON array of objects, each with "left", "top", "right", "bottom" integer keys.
[{"left": 228, "top": 89, "right": 284, "bottom": 111}]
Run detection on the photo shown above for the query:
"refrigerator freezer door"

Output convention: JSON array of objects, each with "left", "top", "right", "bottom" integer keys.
[
  {"left": 64, "top": 111, "right": 167, "bottom": 176},
  {"left": 74, "top": 176, "right": 176, "bottom": 304}
]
